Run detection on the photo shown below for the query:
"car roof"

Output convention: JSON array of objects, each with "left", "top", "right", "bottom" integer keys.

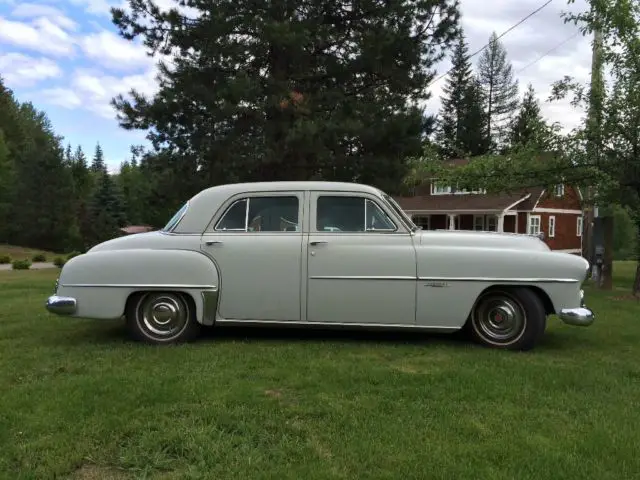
[{"left": 173, "top": 181, "right": 386, "bottom": 233}]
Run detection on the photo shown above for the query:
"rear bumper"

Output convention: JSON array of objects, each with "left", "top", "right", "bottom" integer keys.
[
  {"left": 46, "top": 295, "right": 77, "bottom": 315},
  {"left": 559, "top": 289, "right": 594, "bottom": 326}
]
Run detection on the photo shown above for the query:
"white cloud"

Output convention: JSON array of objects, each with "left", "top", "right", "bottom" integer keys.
[
  {"left": 0, "top": 52, "right": 63, "bottom": 86},
  {"left": 10, "top": 3, "right": 77, "bottom": 30},
  {"left": 68, "top": 0, "right": 118, "bottom": 16},
  {"left": 80, "top": 29, "right": 155, "bottom": 71},
  {"left": 40, "top": 67, "right": 159, "bottom": 119},
  {"left": 0, "top": 16, "right": 76, "bottom": 56}
]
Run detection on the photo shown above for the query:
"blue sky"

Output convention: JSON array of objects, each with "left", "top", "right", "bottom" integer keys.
[{"left": 0, "top": 0, "right": 592, "bottom": 172}]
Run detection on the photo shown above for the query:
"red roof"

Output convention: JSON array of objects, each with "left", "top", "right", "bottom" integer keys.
[{"left": 120, "top": 225, "right": 154, "bottom": 234}]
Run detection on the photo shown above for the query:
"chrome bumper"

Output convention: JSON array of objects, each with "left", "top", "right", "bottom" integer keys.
[
  {"left": 559, "top": 289, "right": 594, "bottom": 326},
  {"left": 46, "top": 295, "right": 77, "bottom": 315}
]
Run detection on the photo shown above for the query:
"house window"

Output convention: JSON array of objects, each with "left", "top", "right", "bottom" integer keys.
[
  {"left": 413, "top": 215, "right": 431, "bottom": 230},
  {"left": 486, "top": 215, "right": 497, "bottom": 231},
  {"left": 548, "top": 216, "right": 555, "bottom": 238},
  {"left": 555, "top": 184, "right": 564, "bottom": 197},
  {"left": 577, "top": 216, "right": 583, "bottom": 236},
  {"left": 431, "top": 183, "right": 452, "bottom": 195},
  {"left": 528, "top": 215, "right": 541, "bottom": 235},
  {"left": 473, "top": 215, "right": 484, "bottom": 231}
]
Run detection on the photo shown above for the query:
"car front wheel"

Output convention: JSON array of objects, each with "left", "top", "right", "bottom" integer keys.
[
  {"left": 468, "top": 287, "right": 546, "bottom": 351},
  {"left": 126, "top": 291, "right": 201, "bottom": 344}
]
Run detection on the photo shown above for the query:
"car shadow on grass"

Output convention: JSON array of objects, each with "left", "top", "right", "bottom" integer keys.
[{"left": 59, "top": 318, "right": 472, "bottom": 350}]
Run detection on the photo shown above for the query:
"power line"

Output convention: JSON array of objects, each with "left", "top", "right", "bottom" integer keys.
[
  {"left": 515, "top": 30, "right": 582, "bottom": 74},
  {"left": 429, "top": 0, "right": 555, "bottom": 87}
]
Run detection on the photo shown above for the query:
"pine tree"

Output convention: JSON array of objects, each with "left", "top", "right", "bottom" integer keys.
[
  {"left": 91, "top": 142, "right": 106, "bottom": 173},
  {"left": 509, "top": 83, "right": 549, "bottom": 149},
  {"left": 110, "top": 0, "right": 462, "bottom": 194},
  {"left": 460, "top": 79, "right": 491, "bottom": 156},
  {"left": 476, "top": 32, "right": 520, "bottom": 152},
  {"left": 87, "top": 170, "right": 128, "bottom": 247},
  {"left": 437, "top": 32, "right": 474, "bottom": 158}
]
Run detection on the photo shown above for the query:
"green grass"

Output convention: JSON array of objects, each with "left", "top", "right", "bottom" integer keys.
[
  {"left": 0, "top": 244, "right": 57, "bottom": 262},
  {"left": 0, "top": 264, "right": 639, "bottom": 479}
]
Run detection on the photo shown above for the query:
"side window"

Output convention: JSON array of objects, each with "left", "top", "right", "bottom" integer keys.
[
  {"left": 316, "top": 196, "right": 396, "bottom": 232},
  {"left": 215, "top": 196, "right": 299, "bottom": 232}
]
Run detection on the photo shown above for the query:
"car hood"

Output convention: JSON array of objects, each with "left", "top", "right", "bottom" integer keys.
[{"left": 417, "top": 230, "right": 551, "bottom": 252}]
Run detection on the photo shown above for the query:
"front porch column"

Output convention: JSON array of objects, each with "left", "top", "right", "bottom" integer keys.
[
  {"left": 497, "top": 213, "right": 505, "bottom": 233},
  {"left": 448, "top": 214, "right": 457, "bottom": 230}
]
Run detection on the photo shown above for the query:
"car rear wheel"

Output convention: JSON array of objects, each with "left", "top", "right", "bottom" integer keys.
[
  {"left": 468, "top": 287, "right": 546, "bottom": 351},
  {"left": 126, "top": 291, "right": 201, "bottom": 344}
]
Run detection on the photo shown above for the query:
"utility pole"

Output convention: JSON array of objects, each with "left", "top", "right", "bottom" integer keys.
[{"left": 585, "top": 6, "right": 607, "bottom": 285}]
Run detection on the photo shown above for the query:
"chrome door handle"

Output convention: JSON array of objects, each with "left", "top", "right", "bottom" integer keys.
[
  {"left": 205, "top": 240, "right": 223, "bottom": 246},
  {"left": 310, "top": 241, "right": 328, "bottom": 246}
]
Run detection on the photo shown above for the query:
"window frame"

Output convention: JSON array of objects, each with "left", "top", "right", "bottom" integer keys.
[
  {"left": 555, "top": 184, "right": 564, "bottom": 197},
  {"left": 577, "top": 216, "right": 583, "bottom": 237},
  {"left": 528, "top": 215, "right": 541, "bottom": 235},
  {"left": 412, "top": 214, "right": 431, "bottom": 230},
  {"left": 312, "top": 193, "right": 400, "bottom": 234},
  {"left": 548, "top": 215, "right": 556, "bottom": 238},
  {"left": 211, "top": 192, "right": 303, "bottom": 234}
]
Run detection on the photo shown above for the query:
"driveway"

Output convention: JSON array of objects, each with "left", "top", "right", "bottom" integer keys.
[{"left": 0, "top": 262, "right": 57, "bottom": 271}]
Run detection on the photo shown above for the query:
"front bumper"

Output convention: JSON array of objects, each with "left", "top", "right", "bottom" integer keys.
[
  {"left": 46, "top": 295, "right": 77, "bottom": 315},
  {"left": 559, "top": 289, "right": 594, "bottom": 326}
]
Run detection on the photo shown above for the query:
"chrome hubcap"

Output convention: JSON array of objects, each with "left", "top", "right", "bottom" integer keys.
[
  {"left": 138, "top": 293, "right": 189, "bottom": 339},
  {"left": 473, "top": 294, "right": 525, "bottom": 342}
]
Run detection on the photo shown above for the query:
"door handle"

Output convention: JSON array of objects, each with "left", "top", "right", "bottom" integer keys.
[
  {"left": 205, "top": 240, "right": 223, "bottom": 246},
  {"left": 310, "top": 241, "right": 328, "bottom": 246}
]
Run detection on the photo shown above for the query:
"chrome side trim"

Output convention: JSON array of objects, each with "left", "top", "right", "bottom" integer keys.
[
  {"left": 418, "top": 276, "right": 579, "bottom": 283},
  {"left": 309, "top": 275, "right": 578, "bottom": 283},
  {"left": 201, "top": 289, "right": 219, "bottom": 326},
  {"left": 215, "top": 319, "right": 459, "bottom": 332},
  {"left": 61, "top": 283, "right": 218, "bottom": 290},
  {"left": 310, "top": 275, "right": 416, "bottom": 280},
  {"left": 559, "top": 307, "right": 594, "bottom": 326},
  {"left": 46, "top": 295, "right": 77, "bottom": 315}
]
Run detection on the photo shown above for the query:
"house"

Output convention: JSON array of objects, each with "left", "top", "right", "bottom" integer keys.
[
  {"left": 120, "top": 225, "right": 154, "bottom": 235},
  {"left": 393, "top": 160, "right": 584, "bottom": 254}
]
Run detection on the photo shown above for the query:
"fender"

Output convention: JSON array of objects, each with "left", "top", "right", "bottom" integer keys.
[{"left": 54, "top": 249, "right": 220, "bottom": 325}]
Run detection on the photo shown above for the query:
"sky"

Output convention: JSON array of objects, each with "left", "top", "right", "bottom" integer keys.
[{"left": 0, "top": 0, "right": 592, "bottom": 172}]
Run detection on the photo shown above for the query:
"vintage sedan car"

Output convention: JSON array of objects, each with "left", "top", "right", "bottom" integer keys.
[{"left": 46, "top": 181, "right": 594, "bottom": 350}]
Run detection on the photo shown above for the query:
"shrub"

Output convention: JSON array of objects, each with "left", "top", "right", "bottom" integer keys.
[
  {"left": 12, "top": 259, "right": 31, "bottom": 270},
  {"left": 66, "top": 251, "right": 81, "bottom": 261},
  {"left": 0, "top": 255, "right": 10, "bottom": 264},
  {"left": 53, "top": 257, "right": 66, "bottom": 268},
  {"left": 32, "top": 253, "right": 47, "bottom": 262}
]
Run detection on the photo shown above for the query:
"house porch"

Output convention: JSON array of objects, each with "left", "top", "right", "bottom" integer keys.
[{"left": 407, "top": 211, "right": 519, "bottom": 233}]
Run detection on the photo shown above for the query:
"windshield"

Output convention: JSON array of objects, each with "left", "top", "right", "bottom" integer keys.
[
  {"left": 162, "top": 202, "right": 189, "bottom": 232},
  {"left": 381, "top": 193, "right": 418, "bottom": 232}
]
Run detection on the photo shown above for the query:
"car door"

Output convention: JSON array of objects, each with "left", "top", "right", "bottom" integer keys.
[
  {"left": 200, "top": 190, "right": 305, "bottom": 321},
  {"left": 306, "top": 191, "right": 417, "bottom": 325}
]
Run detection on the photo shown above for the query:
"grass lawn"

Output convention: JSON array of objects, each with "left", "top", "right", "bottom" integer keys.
[
  {"left": 0, "top": 244, "right": 58, "bottom": 262},
  {"left": 0, "top": 263, "right": 639, "bottom": 479}
]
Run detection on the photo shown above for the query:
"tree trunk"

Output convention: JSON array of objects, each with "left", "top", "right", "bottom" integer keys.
[
  {"left": 601, "top": 215, "right": 614, "bottom": 290},
  {"left": 633, "top": 219, "right": 640, "bottom": 297}
]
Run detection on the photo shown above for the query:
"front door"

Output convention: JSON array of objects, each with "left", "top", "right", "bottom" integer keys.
[
  {"left": 306, "top": 191, "right": 417, "bottom": 325},
  {"left": 200, "top": 190, "right": 305, "bottom": 321}
]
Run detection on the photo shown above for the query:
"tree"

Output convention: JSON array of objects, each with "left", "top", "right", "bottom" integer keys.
[
  {"left": 91, "top": 142, "right": 106, "bottom": 174},
  {"left": 509, "top": 83, "right": 554, "bottom": 150},
  {"left": 476, "top": 32, "right": 520, "bottom": 152},
  {"left": 405, "top": 0, "right": 640, "bottom": 296},
  {"left": 109, "top": 0, "right": 461, "bottom": 194},
  {"left": 87, "top": 170, "right": 128, "bottom": 247},
  {"left": 436, "top": 32, "right": 487, "bottom": 157}
]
